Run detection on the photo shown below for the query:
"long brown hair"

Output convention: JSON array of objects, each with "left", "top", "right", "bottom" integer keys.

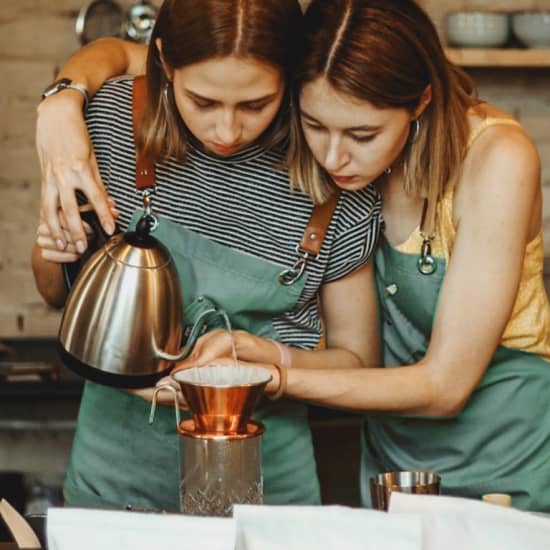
[
  {"left": 289, "top": 0, "right": 478, "bottom": 233},
  {"left": 137, "top": 0, "right": 303, "bottom": 163}
]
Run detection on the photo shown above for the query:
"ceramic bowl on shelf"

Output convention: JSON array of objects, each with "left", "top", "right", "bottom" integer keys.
[
  {"left": 512, "top": 12, "right": 550, "bottom": 48},
  {"left": 445, "top": 11, "right": 510, "bottom": 48}
]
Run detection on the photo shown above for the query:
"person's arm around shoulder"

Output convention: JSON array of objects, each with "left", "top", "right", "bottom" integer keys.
[
  {"left": 280, "top": 124, "right": 542, "bottom": 414},
  {"left": 37, "top": 38, "right": 147, "bottom": 256}
]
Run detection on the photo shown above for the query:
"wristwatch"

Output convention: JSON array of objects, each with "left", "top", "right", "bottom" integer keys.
[{"left": 41, "top": 78, "right": 90, "bottom": 110}]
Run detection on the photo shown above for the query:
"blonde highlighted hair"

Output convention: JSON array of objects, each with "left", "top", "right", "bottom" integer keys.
[{"left": 289, "top": 0, "right": 478, "bottom": 233}]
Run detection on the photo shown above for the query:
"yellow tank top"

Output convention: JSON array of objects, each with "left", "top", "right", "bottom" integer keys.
[{"left": 395, "top": 117, "right": 550, "bottom": 361}]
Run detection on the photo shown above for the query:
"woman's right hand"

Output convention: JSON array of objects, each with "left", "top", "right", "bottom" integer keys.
[
  {"left": 36, "top": 91, "right": 117, "bottom": 255},
  {"left": 35, "top": 208, "right": 95, "bottom": 264}
]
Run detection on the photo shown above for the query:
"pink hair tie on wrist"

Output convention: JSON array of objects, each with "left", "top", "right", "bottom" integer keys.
[
  {"left": 271, "top": 340, "right": 292, "bottom": 369},
  {"left": 268, "top": 340, "right": 292, "bottom": 400}
]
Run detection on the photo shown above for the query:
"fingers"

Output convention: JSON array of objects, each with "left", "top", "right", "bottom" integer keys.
[
  {"left": 187, "top": 329, "right": 237, "bottom": 362},
  {"left": 41, "top": 162, "right": 117, "bottom": 255},
  {"left": 40, "top": 179, "right": 66, "bottom": 252},
  {"left": 37, "top": 91, "right": 118, "bottom": 252},
  {"left": 36, "top": 222, "right": 80, "bottom": 263},
  {"left": 173, "top": 355, "right": 237, "bottom": 375},
  {"left": 60, "top": 157, "right": 116, "bottom": 250},
  {"left": 88, "top": 153, "right": 118, "bottom": 236},
  {"left": 35, "top": 208, "right": 94, "bottom": 261},
  {"left": 58, "top": 181, "right": 88, "bottom": 254}
]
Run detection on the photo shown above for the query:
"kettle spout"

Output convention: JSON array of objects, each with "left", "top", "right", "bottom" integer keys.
[{"left": 157, "top": 307, "right": 230, "bottom": 362}]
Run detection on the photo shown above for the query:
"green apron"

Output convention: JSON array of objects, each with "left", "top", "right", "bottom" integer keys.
[
  {"left": 361, "top": 238, "right": 550, "bottom": 512},
  {"left": 64, "top": 212, "right": 321, "bottom": 510}
]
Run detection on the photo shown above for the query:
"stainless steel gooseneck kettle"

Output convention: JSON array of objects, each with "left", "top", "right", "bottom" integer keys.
[
  {"left": 59, "top": 77, "right": 218, "bottom": 388},
  {"left": 58, "top": 207, "right": 214, "bottom": 389}
]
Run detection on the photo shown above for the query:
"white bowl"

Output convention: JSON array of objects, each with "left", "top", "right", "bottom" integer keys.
[
  {"left": 445, "top": 12, "right": 510, "bottom": 48},
  {"left": 512, "top": 12, "right": 550, "bottom": 48}
]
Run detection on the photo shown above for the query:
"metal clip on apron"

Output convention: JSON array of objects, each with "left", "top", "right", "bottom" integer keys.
[
  {"left": 64, "top": 76, "right": 338, "bottom": 511},
  {"left": 279, "top": 196, "right": 339, "bottom": 285},
  {"left": 417, "top": 199, "right": 436, "bottom": 276}
]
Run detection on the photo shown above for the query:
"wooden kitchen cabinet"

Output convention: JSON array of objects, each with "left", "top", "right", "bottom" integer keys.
[{"left": 446, "top": 48, "right": 550, "bottom": 67}]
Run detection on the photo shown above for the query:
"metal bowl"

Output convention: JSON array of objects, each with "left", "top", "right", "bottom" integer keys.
[{"left": 370, "top": 470, "right": 441, "bottom": 511}]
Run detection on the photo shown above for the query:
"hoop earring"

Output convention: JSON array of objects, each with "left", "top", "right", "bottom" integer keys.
[{"left": 409, "top": 118, "right": 421, "bottom": 143}]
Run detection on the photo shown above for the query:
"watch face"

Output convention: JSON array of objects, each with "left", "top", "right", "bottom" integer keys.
[
  {"left": 42, "top": 78, "right": 72, "bottom": 98},
  {"left": 40, "top": 79, "right": 89, "bottom": 110}
]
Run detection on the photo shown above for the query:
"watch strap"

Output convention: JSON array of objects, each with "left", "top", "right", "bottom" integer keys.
[{"left": 41, "top": 78, "right": 90, "bottom": 110}]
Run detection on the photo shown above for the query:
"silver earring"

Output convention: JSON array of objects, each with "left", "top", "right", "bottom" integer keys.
[
  {"left": 384, "top": 166, "right": 392, "bottom": 175},
  {"left": 409, "top": 118, "right": 420, "bottom": 143},
  {"left": 163, "top": 80, "right": 172, "bottom": 100}
]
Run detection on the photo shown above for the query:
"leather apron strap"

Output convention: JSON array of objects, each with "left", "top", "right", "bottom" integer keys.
[
  {"left": 300, "top": 193, "right": 339, "bottom": 257},
  {"left": 132, "top": 75, "right": 156, "bottom": 190},
  {"left": 131, "top": 76, "right": 339, "bottom": 256}
]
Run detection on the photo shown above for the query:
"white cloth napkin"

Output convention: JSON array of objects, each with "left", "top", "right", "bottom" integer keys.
[
  {"left": 46, "top": 507, "right": 235, "bottom": 550},
  {"left": 233, "top": 504, "right": 422, "bottom": 550},
  {"left": 389, "top": 492, "right": 550, "bottom": 550}
]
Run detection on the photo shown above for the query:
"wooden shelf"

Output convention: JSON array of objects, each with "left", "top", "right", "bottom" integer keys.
[{"left": 445, "top": 48, "right": 550, "bottom": 67}]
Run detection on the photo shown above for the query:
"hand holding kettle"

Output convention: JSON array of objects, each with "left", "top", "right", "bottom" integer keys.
[
  {"left": 35, "top": 209, "right": 95, "bottom": 264},
  {"left": 37, "top": 91, "right": 118, "bottom": 252},
  {"left": 36, "top": 200, "right": 119, "bottom": 259}
]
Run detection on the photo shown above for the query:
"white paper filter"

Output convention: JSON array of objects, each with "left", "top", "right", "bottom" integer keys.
[{"left": 173, "top": 364, "right": 272, "bottom": 387}]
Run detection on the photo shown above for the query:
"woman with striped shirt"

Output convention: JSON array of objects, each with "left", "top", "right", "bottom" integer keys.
[{"left": 33, "top": 0, "right": 382, "bottom": 510}]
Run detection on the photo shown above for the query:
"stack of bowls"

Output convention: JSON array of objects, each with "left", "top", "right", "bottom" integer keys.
[
  {"left": 445, "top": 12, "right": 510, "bottom": 48},
  {"left": 512, "top": 12, "right": 550, "bottom": 48}
]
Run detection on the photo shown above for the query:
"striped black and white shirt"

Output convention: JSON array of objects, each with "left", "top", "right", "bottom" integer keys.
[{"left": 87, "top": 77, "right": 382, "bottom": 349}]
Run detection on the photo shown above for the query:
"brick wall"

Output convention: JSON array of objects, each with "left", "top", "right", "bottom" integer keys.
[
  {"left": 1, "top": 0, "right": 550, "bottom": 338},
  {"left": 0, "top": 1, "right": 161, "bottom": 338}
]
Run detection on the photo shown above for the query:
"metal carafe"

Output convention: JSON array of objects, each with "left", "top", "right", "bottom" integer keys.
[
  {"left": 58, "top": 208, "right": 211, "bottom": 388},
  {"left": 152, "top": 365, "right": 272, "bottom": 516}
]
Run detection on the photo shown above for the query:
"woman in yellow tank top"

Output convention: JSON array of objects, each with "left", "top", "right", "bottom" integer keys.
[{"left": 180, "top": 0, "right": 550, "bottom": 511}]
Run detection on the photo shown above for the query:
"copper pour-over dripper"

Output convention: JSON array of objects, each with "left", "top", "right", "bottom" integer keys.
[
  {"left": 172, "top": 365, "right": 272, "bottom": 435},
  {"left": 149, "top": 364, "right": 272, "bottom": 516}
]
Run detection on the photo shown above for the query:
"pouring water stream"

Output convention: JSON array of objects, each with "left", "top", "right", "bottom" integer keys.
[{"left": 149, "top": 306, "right": 238, "bottom": 425}]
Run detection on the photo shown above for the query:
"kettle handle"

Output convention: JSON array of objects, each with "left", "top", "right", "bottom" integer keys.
[
  {"left": 149, "top": 385, "right": 181, "bottom": 427},
  {"left": 76, "top": 190, "right": 120, "bottom": 249}
]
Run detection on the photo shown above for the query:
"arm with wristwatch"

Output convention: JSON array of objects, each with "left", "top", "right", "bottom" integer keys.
[{"left": 36, "top": 37, "right": 148, "bottom": 255}]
